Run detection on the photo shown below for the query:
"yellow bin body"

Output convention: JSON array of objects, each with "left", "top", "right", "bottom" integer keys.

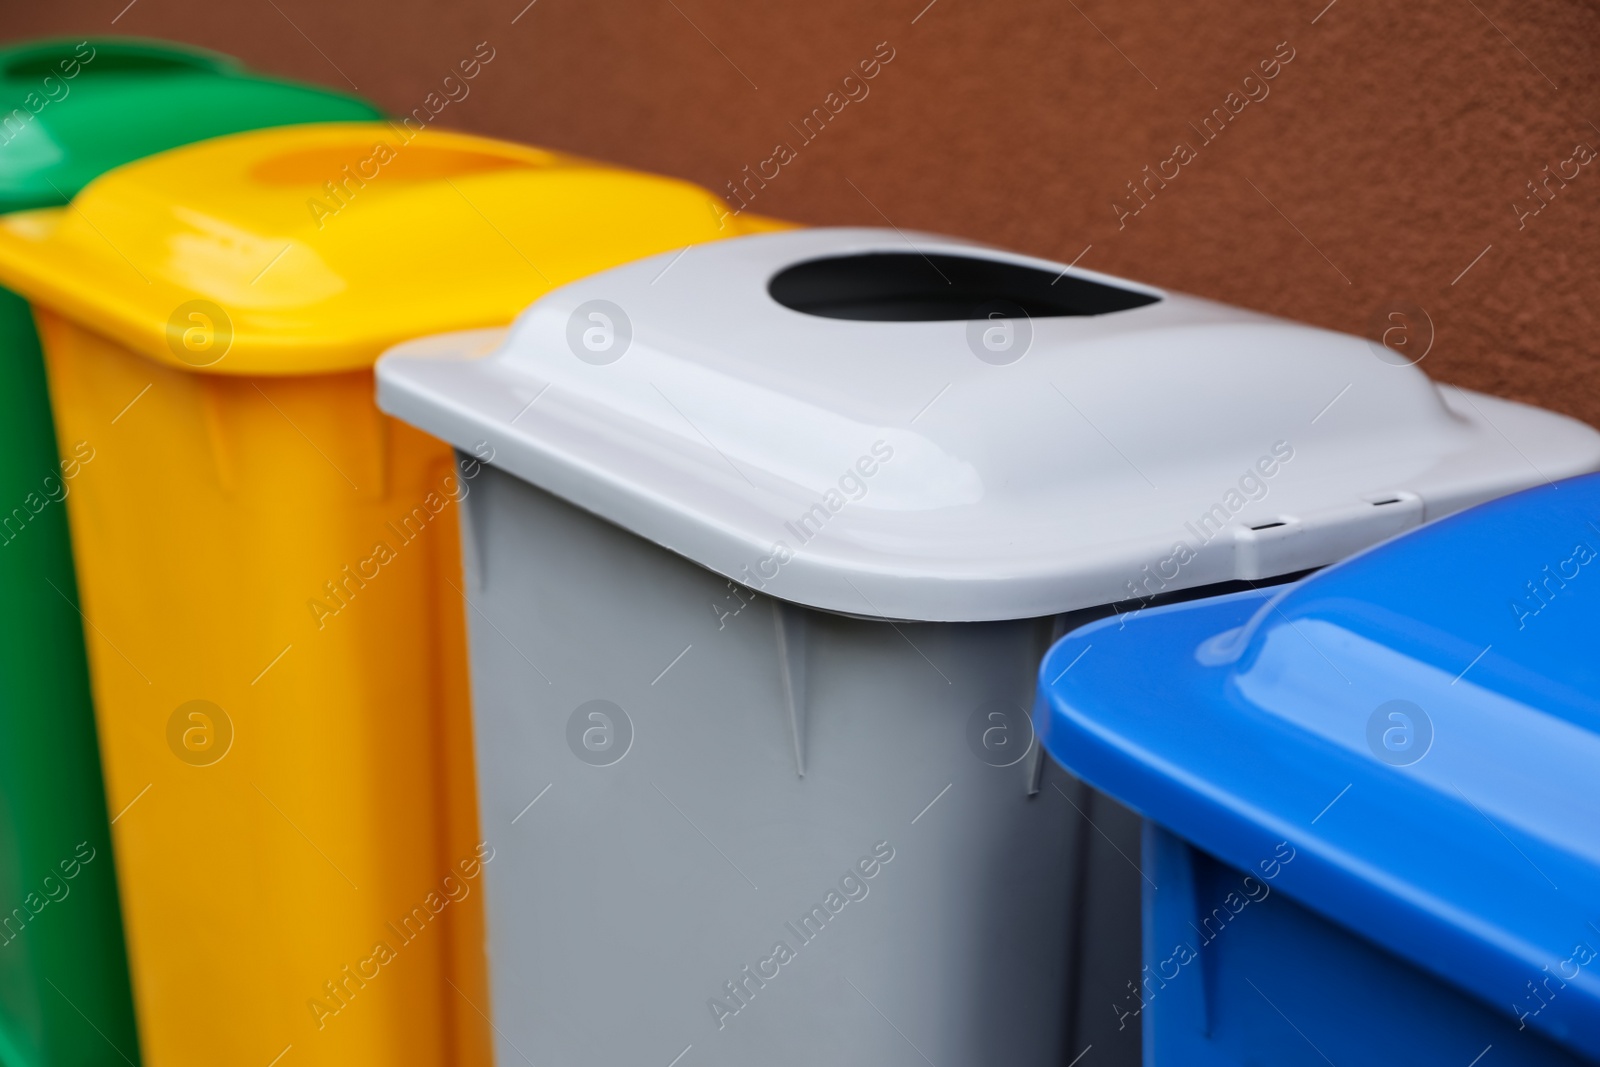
[{"left": 0, "top": 122, "right": 782, "bottom": 1067}]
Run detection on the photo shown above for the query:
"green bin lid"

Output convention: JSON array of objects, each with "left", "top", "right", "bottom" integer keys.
[{"left": 0, "top": 37, "right": 382, "bottom": 213}]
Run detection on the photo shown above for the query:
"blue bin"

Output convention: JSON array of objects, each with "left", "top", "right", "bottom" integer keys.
[{"left": 1036, "top": 473, "right": 1600, "bottom": 1065}]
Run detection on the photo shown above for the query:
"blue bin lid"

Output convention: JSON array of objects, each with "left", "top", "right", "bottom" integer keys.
[{"left": 1037, "top": 473, "right": 1600, "bottom": 1053}]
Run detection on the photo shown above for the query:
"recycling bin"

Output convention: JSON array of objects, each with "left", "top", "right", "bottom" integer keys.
[
  {"left": 375, "top": 226, "right": 1600, "bottom": 1067},
  {"left": 0, "top": 120, "right": 776, "bottom": 1067},
  {"left": 1036, "top": 476, "right": 1600, "bottom": 1067},
  {"left": 1037, "top": 473, "right": 1600, "bottom": 1065},
  {"left": 0, "top": 37, "right": 379, "bottom": 1067}
]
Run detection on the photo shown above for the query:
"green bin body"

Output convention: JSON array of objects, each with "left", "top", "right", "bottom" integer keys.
[{"left": 0, "top": 37, "right": 380, "bottom": 1067}]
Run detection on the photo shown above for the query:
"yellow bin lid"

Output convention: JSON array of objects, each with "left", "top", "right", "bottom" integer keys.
[{"left": 0, "top": 121, "right": 782, "bottom": 375}]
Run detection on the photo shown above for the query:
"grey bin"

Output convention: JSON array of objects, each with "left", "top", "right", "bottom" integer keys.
[{"left": 375, "top": 227, "right": 1600, "bottom": 1067}]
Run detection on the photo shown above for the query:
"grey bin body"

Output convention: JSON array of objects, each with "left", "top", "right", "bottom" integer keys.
[
  {"left": 457, "top": 460, "right": 1102, "bottom": 1066},
  {"left": 375, "top": 226, "right": 1600, "bottom": 1067}
]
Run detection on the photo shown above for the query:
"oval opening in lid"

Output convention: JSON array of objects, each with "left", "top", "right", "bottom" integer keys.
[{"left": 767, "top": 251, "right": 1161, "bottom": 321}]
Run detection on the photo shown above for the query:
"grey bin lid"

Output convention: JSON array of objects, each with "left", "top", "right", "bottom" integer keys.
[{"left": 375, "top": 227, "right": 1600, "bottom": 622}]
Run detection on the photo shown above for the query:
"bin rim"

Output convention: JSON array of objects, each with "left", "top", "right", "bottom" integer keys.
[
  {"left": 0, "top": 121, "right": 765, "bottom": 376},
  {"left": 0, "top": 39, "right": 383, "bottom": 214},
  {"left": 1036, "top": 473, "right": 1600, "bottom": 1054},
  {"left": 375, "top": 226, "right": 1600, "bottom": 622},
  {"left": 0, "top": 36, "right": 242, "bottom": 80}
]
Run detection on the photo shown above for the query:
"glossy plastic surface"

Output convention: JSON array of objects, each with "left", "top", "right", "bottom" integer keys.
[
  {"left": 1138, "top": 825, "right": 1587, "bottom": 1065},
  {"left": 377, "top": 227, "right": 1600, "bottom": 622},
  {"left": 447, "top": 462, "right": 1087, "bottom": 1066},
  {"left": 0, "top": 38, "right": 381, "bottom": 1067},
  {"left": 0, "top": 121, "right": 781, "bottom": 1067},
  {"left": 0, "top": 38, "right": 379, "bottom": 213},
  {"left": 1037, "top": 473, "right": 1600, "bottom": 1058},
  {"left": 0, "top": 122, "right": 782, "bottom": 374},
  {"left": 0, "top": 287, "right": 138, "bottom": 1067}
]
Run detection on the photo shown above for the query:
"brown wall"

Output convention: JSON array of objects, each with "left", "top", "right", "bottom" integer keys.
[{"left": 10, "top": 0, "right": 1600, "bottom": 426}]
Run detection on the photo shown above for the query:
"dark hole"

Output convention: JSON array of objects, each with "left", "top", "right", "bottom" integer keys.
[
  {"left": 1250, "top": 522, "right": 1287, "bottom": 531},
  {"left": 767, "top": 252, "right": 1160, "bottom": 322},
  {"left": 6, "top": 48, "right": 220, "bottom": 79},
  {"left": 1370, "top": 497, "right": 1401, "bottom": 506}
]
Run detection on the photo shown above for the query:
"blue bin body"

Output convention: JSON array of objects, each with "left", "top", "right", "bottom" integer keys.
[{"left": 1037, "top": 474, "right": 1600, "bottom": 1065}]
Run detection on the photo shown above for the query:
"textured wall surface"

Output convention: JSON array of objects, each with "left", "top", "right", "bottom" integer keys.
[{"left": 10, "top": 0, "right": 1599, "bottom": 428}]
